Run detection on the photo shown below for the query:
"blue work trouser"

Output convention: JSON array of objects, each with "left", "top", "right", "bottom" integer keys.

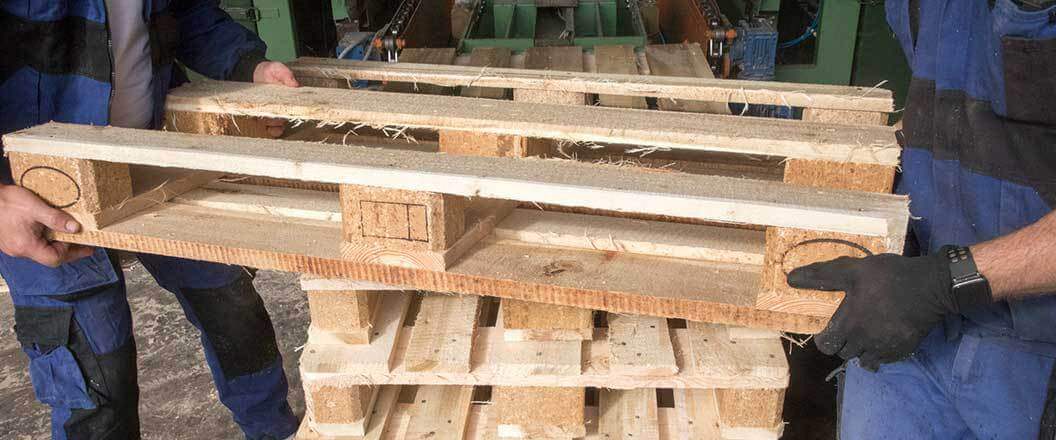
[
  {"left": 841, "top": 324, "right": 1056, "bottom": 439},
  {"left": 4, "top": 252, "right": 298, "bottom": 440}
]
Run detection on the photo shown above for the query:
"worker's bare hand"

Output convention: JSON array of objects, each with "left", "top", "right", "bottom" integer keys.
[
  {"left": 253, "top": 61, "right": 300, "bottom": 138},
  {"left": 0, "top": 185, "right": 94, "bottom": 267}
]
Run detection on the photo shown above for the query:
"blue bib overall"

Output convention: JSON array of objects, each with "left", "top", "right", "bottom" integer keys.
[
  {"left": 0, "top": 2, "right": 297, "bottom": 438},
  {"left": 840, "top": 1, "right": 1056, "bottom": 438}
]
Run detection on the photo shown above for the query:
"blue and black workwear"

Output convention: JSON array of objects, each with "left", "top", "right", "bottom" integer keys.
[
  {"left": 839, "top": 1, "right": 1056, "bottom": 438},
  {"left": 0, "top": 2, "right": 298, "bottom": 439}
]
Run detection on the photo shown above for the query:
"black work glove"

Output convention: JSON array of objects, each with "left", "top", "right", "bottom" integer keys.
[{"left": 787, "top": 250, "right": 962, "bottom": 371}]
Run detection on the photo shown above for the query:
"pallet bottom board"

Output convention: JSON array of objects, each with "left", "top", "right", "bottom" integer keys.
[
  {"left": 296, "top": 386, "right": 784, "bottom": 440},
  {"left": 51, "top": 194, "right": 829, "bottom": 332}
]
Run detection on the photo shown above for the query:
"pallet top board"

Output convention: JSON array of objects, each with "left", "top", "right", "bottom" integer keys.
[
  {"left": 288, "top": 57, "right": 894, "bottom": 113},
  {"left": 5, "top": 123, "right": 908, "bottom": 241},
  {"left": 163, "top": 81, "right": 900, "bottom": 165}
]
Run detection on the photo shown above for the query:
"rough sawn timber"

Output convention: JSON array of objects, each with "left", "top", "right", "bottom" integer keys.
[
  {"left": 286, "top": 57, "right": 894, "bottom": 112},
  {"left": 4, "top": 123, "right": 909, "bottom": 243},
  {"left": 162, "top": 81, "right": 900, "bottom": 165}
]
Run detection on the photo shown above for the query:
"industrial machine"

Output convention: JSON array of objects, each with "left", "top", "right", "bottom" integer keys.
[{"left": 227, "top": 0, "right": 909, "bottom": 96}]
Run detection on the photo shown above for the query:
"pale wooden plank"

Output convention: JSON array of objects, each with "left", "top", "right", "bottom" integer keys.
[
  {"left": 404, "top": 386, "right": 474, "bottom": 439},
  {"left": 515, "top": 46, "right": 587, "bottom": 105},
  {"left": 382, "top": 48, "right": 458, "bottom": 95},
  {"left": 607, "top": 315, "right": 678, "bottom": 377},
  {"left": 645, "top": 44, "right": 731, "bottom": 115},
  {"left": 7, "top": 123, "right": 909, "bottom": 241},
  {"left": 599, "top": 388, "right": 660, "bottom": 440},
  {"left": 461, "top": 47, "right": 513, "bottom": 99},
  {"left": 301, "top": 293, "right": 413, "bottom": 373},
  {"left": 404, "top": 293, "right": 481, "bottom": 373},
  {"left": 677, "top": 323, "right": 788, "bottom": 383},
  {"left": 594, "top": 45, "right": 648, "bottom": 109},
  {"left": 300, "top": 275, "right": 408, "bottom": 292},
  {"left": 161, "top": 81, "right": 900, "bottom": 165},
  {"left": 672, "top": 389, "right": 723, "bottom": 439},
  {"left": 287, "top": 57, "right": 895, "bottom": 112},
  {"left": 492, "top": 209, "right": 765, "bottom": 265}
]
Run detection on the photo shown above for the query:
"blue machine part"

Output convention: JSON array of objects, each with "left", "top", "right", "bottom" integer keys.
[
  {"left": 334, "top": 31, "right": 376, "bottom": 88},
  {"left": 731, "top": 18, "right": 777, "bottom": 81}
]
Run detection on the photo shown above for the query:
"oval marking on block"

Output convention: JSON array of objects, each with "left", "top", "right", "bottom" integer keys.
[
  {"left": 19, "top": 166, "right": 81, "bottom": 209},
  {"left": 780, "top": 238, "right": 873, "bottom": 275}
]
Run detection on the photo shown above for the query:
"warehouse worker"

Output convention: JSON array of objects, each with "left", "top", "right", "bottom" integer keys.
[
  {"left": 786, "top": 0, "right": 1056, "bottom": 438},
  {"left": 0, "top": 2, "right": 301, "bottom": 439}
]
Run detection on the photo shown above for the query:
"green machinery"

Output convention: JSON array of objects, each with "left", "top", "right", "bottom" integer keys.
[
  {"left": 459, "top": 0, "right": 648, "bottom": 52},
  {"left": 221, "top": 0, "right": 299, "bottom": 61},
  {"left": 219, "top": 0, "right": 337, "bottom": 62}
]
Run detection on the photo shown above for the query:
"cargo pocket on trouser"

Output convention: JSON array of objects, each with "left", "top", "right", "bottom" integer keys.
[
  {"left": 26, "top": 345, "right": 97, "bottom": 410},
  {"left": 15, "top": 304, "right": 141, "bottom": 439},
  {"left": 1003, "top": 36, "right": 1056, "bottom": 125},
  {"left": 15, "top": 306, "right": 96, "bottom": 410}
]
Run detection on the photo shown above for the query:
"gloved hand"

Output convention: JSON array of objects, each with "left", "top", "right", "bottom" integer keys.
[{"left": 787, "top": 250, "right": 961, "bottom": 371}]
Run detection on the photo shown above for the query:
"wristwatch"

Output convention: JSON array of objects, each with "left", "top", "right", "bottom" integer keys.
[{"left": 942, "top": 245, "right": 993, "bottom": 310}]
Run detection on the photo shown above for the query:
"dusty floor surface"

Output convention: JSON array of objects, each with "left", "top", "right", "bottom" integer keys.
[
  {"left": 0, "top": 265, "right": 309, "bottom": 440},
  {"left": 0, "top": 265, "right": 836, "bottom": 440}
]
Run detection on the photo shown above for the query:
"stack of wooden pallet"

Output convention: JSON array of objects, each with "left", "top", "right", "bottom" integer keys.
[{"left": 1, "top": 43, "right": 905, "bottom": 439}]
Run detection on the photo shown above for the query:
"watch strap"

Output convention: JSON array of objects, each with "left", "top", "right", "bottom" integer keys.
[{"left": 941, "top": 245, "right": 993, "bottom": 311}]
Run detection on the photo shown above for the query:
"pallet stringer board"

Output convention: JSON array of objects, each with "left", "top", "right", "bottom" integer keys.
[{"left": 286, "top": 57, "right": 895, "bottom": 112}]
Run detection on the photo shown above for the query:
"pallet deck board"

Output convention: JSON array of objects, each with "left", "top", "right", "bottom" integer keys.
[
  {"left": 5, "top": 123, "right": 908, "bottom": 240},
  {"left": 287, "top": 57, "right": 894, "bottom": 112},
  {"left": 159, "top": 81, "right": 899, "bottom": 165}
]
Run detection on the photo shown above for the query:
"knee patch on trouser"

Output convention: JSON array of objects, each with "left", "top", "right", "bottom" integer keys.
[
  {"left": 14, "top": 305, "right": 139, "bottom": 439},
  {"left": 181, "top": 273, "right": 280, "bottom": 379}
]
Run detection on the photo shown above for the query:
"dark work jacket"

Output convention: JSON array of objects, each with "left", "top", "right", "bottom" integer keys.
[
  {"left": 887, "top": 0, "right": 1056, "bottom": 348},
  {"left": 0, "top": 1, "right": 266, "bottom": 297}
]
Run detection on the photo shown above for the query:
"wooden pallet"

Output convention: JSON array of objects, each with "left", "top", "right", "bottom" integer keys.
[
  {"left": 3, "top": 121, "right": 906, "bottom": 332},
  {"left": 298, "top": 285, "right": 787, "bottom": 439},
  {"left": 296, "top": 385, "right": 784, "bottom": 440},
  {"left": 299, "top": 290, "right": 788, "bottom": 389}
]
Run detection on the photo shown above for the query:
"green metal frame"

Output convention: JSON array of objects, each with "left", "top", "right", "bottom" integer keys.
[
  {"left": 774, "top": 0, "right": 860, "bottom": 85},
  {"left": 460, "top": 0, "right": 646, "bottom": 52},
  {"left": 221, "top": 0, "right": 298, "bottom": 62}
]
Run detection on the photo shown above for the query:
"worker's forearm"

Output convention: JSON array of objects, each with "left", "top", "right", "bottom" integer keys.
[{"left": 972, "top": 211, "right": 1056, "bottom": 300}]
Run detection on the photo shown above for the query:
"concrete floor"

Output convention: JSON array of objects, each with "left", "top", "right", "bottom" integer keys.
[
  {"left": 0, "top": 264, "right": 837, "bottom": 439},
  {"left": 0, "top": 265, "right": 309, "bottom": 439}
]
